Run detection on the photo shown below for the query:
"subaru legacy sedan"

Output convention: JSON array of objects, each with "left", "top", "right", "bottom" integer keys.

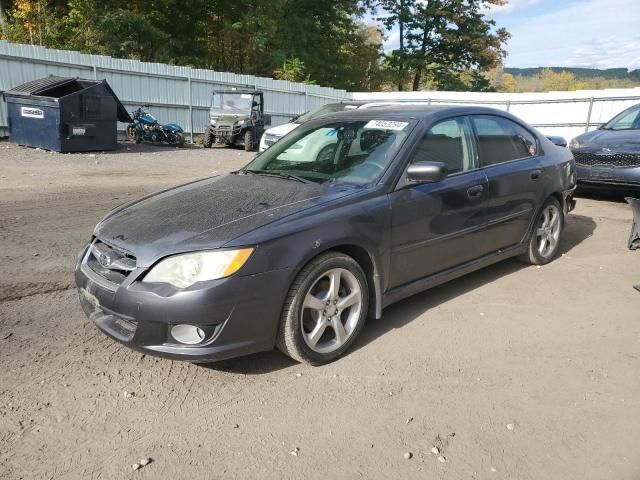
[{"left": 75, "top": 106, "right": 576, "bottom": 365}]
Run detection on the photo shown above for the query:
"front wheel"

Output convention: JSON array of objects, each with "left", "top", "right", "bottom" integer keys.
[
  {"left": 519, "top": 197, "right": 564, "bottom": 265},
  {"left": 174, "top": 132, "right": 185, "bottom": 148},
  {"left": 244, "top": 130, "right": 254, "bottom": 152},
  {"left": 276, "top": 252, "right": 368, "bottom": 365},
  {"left": 203, "top": 129, "right": 213, "bottom": 148}
]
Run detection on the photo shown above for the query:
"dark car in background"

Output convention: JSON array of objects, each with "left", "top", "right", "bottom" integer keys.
[
  {"left": 76, "top": 106, "right": 576, "bottom": 365},
  {"left": 570, "top": 103, "right": 640, "bottom": 189}
]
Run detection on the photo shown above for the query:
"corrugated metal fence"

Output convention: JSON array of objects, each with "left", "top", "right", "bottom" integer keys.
[
  {"left": 2, "top": 40, "right": 640, "bottom": 142},
  {"left": 0, "top": 41, "right": 350, "bottom": 139}
]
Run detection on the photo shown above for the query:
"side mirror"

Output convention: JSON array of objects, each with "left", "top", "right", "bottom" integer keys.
[
  {"left": 406, "top": 161, "right": 448, "bottom": 184},
  {"left": 546, "top": 135, "right": 567, "bottom": 147}
]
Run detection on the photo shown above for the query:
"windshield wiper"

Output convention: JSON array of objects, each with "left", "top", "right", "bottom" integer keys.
[{"left": 242, "top": 169, "right": 312, "bottom": 184}]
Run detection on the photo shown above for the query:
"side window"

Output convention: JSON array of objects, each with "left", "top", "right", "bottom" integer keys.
[
  {"left": 472, "top": 115, "right": 538, "bottom": 167},
  {"left": 410, "top": 117, "right": 476, "bottom": 175}
]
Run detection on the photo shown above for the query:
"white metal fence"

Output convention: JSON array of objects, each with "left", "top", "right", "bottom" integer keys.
[
  {"left": 0, "top": 41, "right": 350, "bottom": 140},
  {"left": 2, "top": 40, "right": 640, "bottom": 143}
]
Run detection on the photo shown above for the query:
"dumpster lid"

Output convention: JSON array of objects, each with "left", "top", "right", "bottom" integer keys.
[
  {"left": 6, "top": 76, "right": 132, "bottom": 123},
  {"left": 6, "top": 75, "right": 77, "bottom": 96}
]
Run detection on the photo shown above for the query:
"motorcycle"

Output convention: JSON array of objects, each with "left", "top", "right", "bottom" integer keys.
[{"left": 126, "top": 106, "right": 185, "bottom": 147}]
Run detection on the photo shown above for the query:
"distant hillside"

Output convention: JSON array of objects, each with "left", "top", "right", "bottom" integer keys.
[{"left": 504, "top": 67, "right": 640, "bottom": 82}]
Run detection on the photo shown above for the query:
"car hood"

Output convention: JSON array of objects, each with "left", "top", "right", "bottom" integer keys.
[
  {"left": 95, "top": 173, "right": 356, "bottom": 267},
  {"left": 265, "top": 122, "right": 299, "bottom": 137},
  {"left": 574, "top": 129, "right": 640, "bottom": 153}
]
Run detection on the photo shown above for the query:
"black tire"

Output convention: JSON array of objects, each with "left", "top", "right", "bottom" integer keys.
[
  {"left": 276, "top": 252, "right": 369, "bottom": 365},
  {"left": 175, "top": 132, "right": 185, "bottom": 148},
  {"left": 203, "top": 129, "right": 213, "bottom": 148},
  {"left": 244, "top": 130, "right": 254, "bottom": 152},
  {"left": 518, "top": 196, "right": 564, "bottom": 265}
]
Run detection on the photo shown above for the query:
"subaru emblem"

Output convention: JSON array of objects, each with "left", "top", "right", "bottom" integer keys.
[{"left": 99, "top": 253, "right": 112, "bottom": 268}]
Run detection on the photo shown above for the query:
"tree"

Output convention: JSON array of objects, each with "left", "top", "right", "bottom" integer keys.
[
  {"left": 501, "top": 72, "right": 516, "bottom": 92},
  {"left": 378, "top": 0, "right": 415, "bottom": 90},
  {"left": 0, "top": 0, "right": 8, "bottom": 39},
  {"left": 377, "top": 0, "right": 510, "bottom": 91},
  {"left": 274, "top": 58, "right": 315, "bottom": 83}
]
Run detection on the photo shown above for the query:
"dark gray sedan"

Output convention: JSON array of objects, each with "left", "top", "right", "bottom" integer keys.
[
  {"left": 75, "top": 106, "right": 576, "bottom": 365},
  {"left": 570, "top": 103, "right": 640, "bottom": 189}
]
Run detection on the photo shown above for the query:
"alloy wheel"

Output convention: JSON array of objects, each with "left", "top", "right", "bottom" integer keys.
[
  {"left": 536, "top": 204, "right": 561, "bottom": 258},
  {"left": 301, "top": 268, "right": 363, "bottom": 354}
]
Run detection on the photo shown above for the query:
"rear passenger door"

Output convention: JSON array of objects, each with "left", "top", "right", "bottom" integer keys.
[
  {"left": 471, "top": 115, "right": 544, "bottom": 252},
  {"left": 389, "top": 116, "right": 490, "bottom": 288}
]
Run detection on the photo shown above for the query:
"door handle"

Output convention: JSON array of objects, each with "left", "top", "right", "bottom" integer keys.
[
  {"left": 467, "top": 185, "right": 484, "bottom": 199},
  {"left": 530, "top": 169, "right": 542, "bottom": 180}
]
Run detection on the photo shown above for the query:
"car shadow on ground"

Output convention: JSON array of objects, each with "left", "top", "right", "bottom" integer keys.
[
  {"left": 198, "top": 351, "right": 297, "bottom": 375},
  {"left": 199, "top": 212, "right": 597, "bottom": 374}
]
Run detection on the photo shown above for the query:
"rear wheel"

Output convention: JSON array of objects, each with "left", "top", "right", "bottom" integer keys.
[
  {"left": 519, "top": 197, "right": 564, "bottom": 265},
  {"left": 244, "top": 130, "right": 254, "bottom": 152},
  {"left": 276, "top": 252, "right": 368, "bottom": 365},
  {"left": 203, "top": 129, "right": 213, "bottom": 148}
]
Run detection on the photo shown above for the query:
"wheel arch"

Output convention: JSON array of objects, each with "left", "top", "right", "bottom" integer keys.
[{"left": 293, "top": 243, "right": 383, "bottom": 320}]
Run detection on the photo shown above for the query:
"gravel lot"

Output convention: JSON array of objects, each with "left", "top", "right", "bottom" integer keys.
[{"left": 1, "top": 141, "right": 639, "bottom": 480}]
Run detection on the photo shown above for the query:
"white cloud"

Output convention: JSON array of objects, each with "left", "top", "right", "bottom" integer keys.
[
  {"left": 504, "top": 0, "right": 640, "bottom": 69},
  {"left": 484, "top": 0, "right": 542, "bottom": 14},
  {"left": 383, "top": 30, "right": 400, "bottom": 52}
]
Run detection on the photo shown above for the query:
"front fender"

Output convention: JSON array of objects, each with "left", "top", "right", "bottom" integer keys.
[{"left": 227, "top": 189, "right": 392, "bottom": 319}]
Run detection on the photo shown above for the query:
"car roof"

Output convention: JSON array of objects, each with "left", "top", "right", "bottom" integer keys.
[{"left": 313, "top": 104, "right": 515, "bottom": 122}]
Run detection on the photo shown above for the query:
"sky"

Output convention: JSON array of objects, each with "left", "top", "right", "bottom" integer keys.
[{"left": 376, "top": 0, "right": 640, "bottom": 70}]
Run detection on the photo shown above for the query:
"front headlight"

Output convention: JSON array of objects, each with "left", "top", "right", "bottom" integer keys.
[
  {"left": 569, "top": 138, "right": 580, "bottom": 150},
  {"left": 143, "top": 248, "right": 254, "bottom": 289},
  {"left": 236, "top": 119, "right": 245, "bottom": 126},
  {"left": 210, "top": 118, "right": 217, "bottom": 125}
]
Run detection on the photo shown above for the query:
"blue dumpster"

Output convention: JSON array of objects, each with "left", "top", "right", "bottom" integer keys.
[{"left": 3, "top": 76, "right": 131, "bottom": 152}]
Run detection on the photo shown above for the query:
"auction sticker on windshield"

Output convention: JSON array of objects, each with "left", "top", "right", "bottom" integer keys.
[{"left": 365, "top": 120, "right": 408, "bottom": 130}]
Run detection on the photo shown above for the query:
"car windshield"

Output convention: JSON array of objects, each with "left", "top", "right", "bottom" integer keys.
[
  {"left": 244, "top": 119, "right": 414, "bottom": 186},
  {"left": 295, "top": 103, "right": 361, "bottom": 124},
  {"left": 210, "top": 93, "right": 253, "bottom": 115},
  {"left": 603, "top": 106, "right": 640, "bottom": 130}
]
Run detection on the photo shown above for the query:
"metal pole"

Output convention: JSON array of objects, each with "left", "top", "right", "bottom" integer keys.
[
  {"left": 505, "top": 99, "right": 511, "bottom": 113},
  {"left": 93, "top": 64, "right": 97, "bottom": 80},
  {"left": 188, "top": 69, "right": 193, "bottom": 144},
  {"left": 585, "top": 96, "right": 594, "bottom": 132}
]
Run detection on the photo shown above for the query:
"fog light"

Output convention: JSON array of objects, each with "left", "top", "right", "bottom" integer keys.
[{"left": 171, "top": 324, "right": 206, "bottom": 345}]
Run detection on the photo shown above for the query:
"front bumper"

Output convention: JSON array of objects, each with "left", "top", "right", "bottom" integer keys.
[
  {"left": 75, "top": 245, "right": 291, "bottom": 362},
  {"left": 576, "top": 164, "right": 640, "bottom": 188}
]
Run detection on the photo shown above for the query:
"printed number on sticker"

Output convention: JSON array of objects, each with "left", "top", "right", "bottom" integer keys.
[{"left": 364, "top": 120, "right": 408, "bottom": 131}]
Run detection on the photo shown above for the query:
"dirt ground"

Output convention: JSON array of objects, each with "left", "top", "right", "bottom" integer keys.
[{"left": 1, "top": 140, "right": 639, "bottom": 480}]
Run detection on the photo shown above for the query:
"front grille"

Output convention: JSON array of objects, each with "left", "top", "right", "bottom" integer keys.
[
  {"left": 82, "top": 239, "right": 136, "bottom": 290},
  {"left": 264, "top": 134, "right": 281, "bottom": 147},
  {"left": 574, "top": 151, "right": 640, "bottom": 168}
]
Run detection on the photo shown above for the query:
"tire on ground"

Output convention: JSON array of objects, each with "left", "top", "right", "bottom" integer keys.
[
  {"left": 518, "top": 196, "right": 564, "bottom": 265},
  {"left": 244, "top": 130, "right": 254, "bottom": 152}
]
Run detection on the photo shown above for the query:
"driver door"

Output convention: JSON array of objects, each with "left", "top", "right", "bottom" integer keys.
[{"left": 388, "top": 116, "right": 490, "bottom": 288}]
